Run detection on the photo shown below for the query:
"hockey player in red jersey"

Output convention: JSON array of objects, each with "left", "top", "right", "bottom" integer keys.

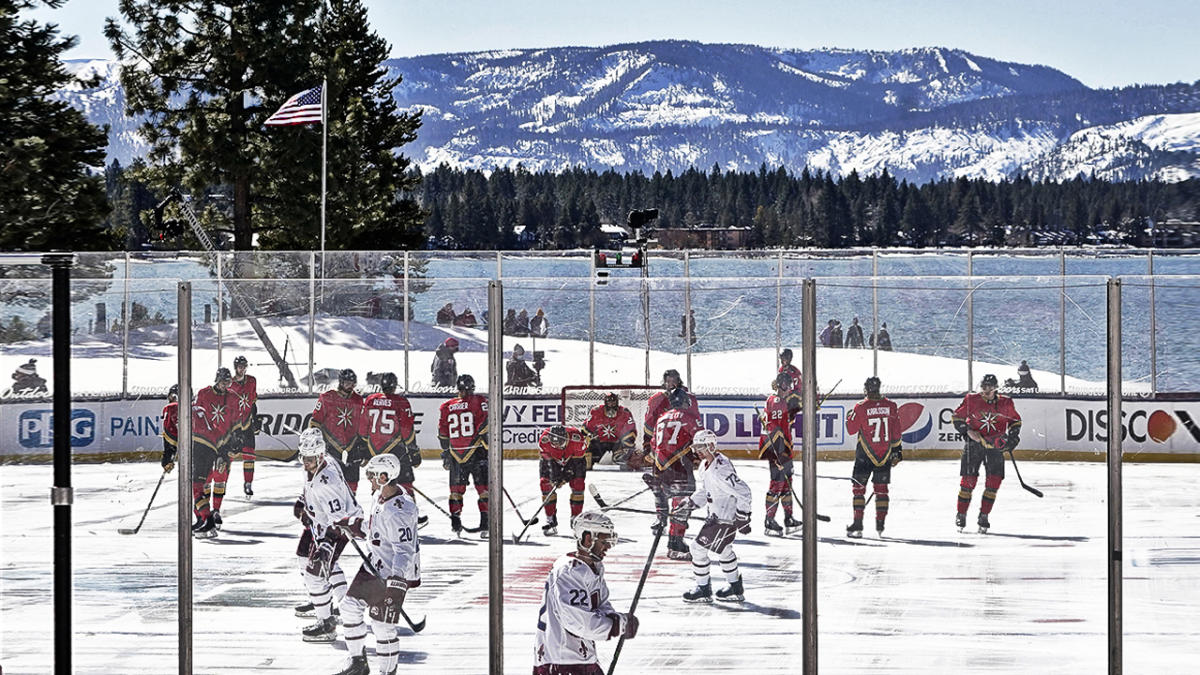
[
  {"left": 310, "top": 369, "right": 366, "bottom": 493},
  {"left": 191, "top": 368, "right": 239, "bottom": 538},
  {"left": 358, "top": 372, "right": 421, "bottom": 496},
  {"left": 583, "top": 392, "right": 637, "bottom": 467},
  {"left": 778, "top": 348, "right": 803, "bottom": 401},
  {"left": 640, "top": 369, "right": 700, "bottom": 463},
  {"left": 844, "top": 376, "right": 903, "bottom": 537},
  {"left": 533, "top": 511, "right": 637, "bottom": 674},
  {"left": 537, "top": 425, "right": 590, "bottom": 536},
  {"left": 160, "top": 384, "right": 179, "bottom": 472},
  {"left": 438, "top": 374, "right": 489, "bottom": 535},
  {"left": 760, "top": 373, "right": 801, "bottom": 535},
  {"left": 952, "top": 374, "right": 1022, "bottom": 533},
  {"left": 648, "top": 387, "right": 705, "bottom": 560},
  {"left": 228, "top": 355, "right": 259, "bottom": 497}
]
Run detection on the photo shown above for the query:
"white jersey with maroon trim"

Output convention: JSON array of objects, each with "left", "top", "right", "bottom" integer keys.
[
  {"left": 690, "top": 452, "right": 752, "bottom": 522},
  {"left": 364, "top": 490, "right": 421, "bottom": 585},
  {"left": 534, "top": 553, "right": 619, "bottom": 668},
  {"left": 301, "top": 459, "right": 363, "bottom": 541}
]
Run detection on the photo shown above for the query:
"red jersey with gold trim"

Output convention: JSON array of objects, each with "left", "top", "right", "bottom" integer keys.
[
  {"left": 310, "top": 389, "right": 365, "bottom": 453},
  {"left": 538, "top": 426, "right": 588, "bottom": 463},
  {"left": 652, "top": 408, "right": 704, "bottom": 472},
  {"left": 846, "top": 396, "right": 902, "bottom": 466},
  {"left": 438, "top": 393, "right": 489, "bottom": 463},
  {"left": 952, "top": 392, "right": 1022, "bottom": 450},
  {"left": 193, "top": 385, "right": 238, "bottom": 450},
  {"left": 228, "top": 374, "right": 257, "bottom": 431},
  {"left": 643, "top": 387, "right": 699, "bottom": 450},
  {"left": 584, "top": 405, "right": 636, "bottom": 449},
  {"left": 359, "top": 392, "right": 416, "bottom": 456},
  {"left": 162, "top": 401, "right": 179, "bottom": 447},
  {"left": 758, "top": 393, "right": 794, "bottom": 462}
]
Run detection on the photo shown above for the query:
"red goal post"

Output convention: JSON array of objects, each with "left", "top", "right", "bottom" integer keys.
[{"left": 559, "top": 385, "right": 660, "bottom": 463}]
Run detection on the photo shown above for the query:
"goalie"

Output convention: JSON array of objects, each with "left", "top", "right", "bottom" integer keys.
[{"left": 583, "top": 392, "right": 637, "bottom": 467}]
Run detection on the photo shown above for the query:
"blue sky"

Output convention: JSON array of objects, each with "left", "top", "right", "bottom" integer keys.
[{"left": 28, "top": 0, "right": 1200, "bottom": 89}]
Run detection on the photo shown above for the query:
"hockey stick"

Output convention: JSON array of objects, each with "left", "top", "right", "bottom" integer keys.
[
  {"left": 119, "top": 470, "right": 168, "bottom": 535},
  {"left": 588, "top": 484, "right": 651, "bottom": 511},
  {"left": 785, "top": 474, "right": 832, "bottom": 522},
  {"left": 1006, "top": 450, "right": 1044, "bottom": 498},
  {"left": 513, "top": 481, "right": 565, "bottom": 544},
  {"left": 596, "top": 504, "right": 708, "bottom": 523},
  {"left": 502, "top": 487, "right": 539, "bottom": 527},
  {"left": 344, "top": 537, "right": 426, "bottom": 633},
  {"left": 606, "top": 523, "right": 665, "bottom": 675}
]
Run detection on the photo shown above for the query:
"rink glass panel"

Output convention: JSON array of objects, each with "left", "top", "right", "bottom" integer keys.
[{"left": 1121, "top": 275, "right": 1200, "bottom": 670}]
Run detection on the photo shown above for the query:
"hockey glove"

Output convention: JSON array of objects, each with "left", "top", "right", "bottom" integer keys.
[
  {"left": 335, "top": 516, "right": 366, "bottom": 540},
  {"left": 347, "top": 440, "right": 370, "bottom": 467},
  {"left": 441, "top": 450, "right": 452, "bottom": 471},
  {"left": 407, "top": 442, "right": 422, "bottom": 468},
  {"left": 305, "top": 541, "right": 335, "bottom": 578},
  {"left": 370, "top": 577, "right": 408, "bottom": 624},
  {"left": 606, "top": 612, "right": 638, "bottom": 639},
  {"left": 640, "top": 472, "right": 660, "bottom": 491},
  {"left": 1006, "top": 431, "right": 1020, "bottom": 452},
  {"left": 891, "top": 447, "right": 903, "bottom": 466},
  {"left": 293, "top": 499, "right": 306, "bottom": 521},
  {"left": 735, "top": 509, "right": 752, "bottom": 534},
  {"left": 953, "top": 419, "right": 970, "bottom": 436}
]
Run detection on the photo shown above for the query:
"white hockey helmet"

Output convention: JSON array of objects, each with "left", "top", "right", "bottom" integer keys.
[
  {"left": 297, "top": 428, "right": 326, "bottom": 461},
  {"left": 365, "top": 453, "right": 403, "bottom": 485},
  {"left": 573, "top": 510, "right": 617, "bottom": 547},
  {"left": 692, "top": 429, "right": 718, "bottom": 454}
]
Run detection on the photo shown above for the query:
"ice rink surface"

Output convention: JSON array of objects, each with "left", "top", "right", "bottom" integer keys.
[{"left": 2, "top": 457, "right": 1198, "bottom": 674}]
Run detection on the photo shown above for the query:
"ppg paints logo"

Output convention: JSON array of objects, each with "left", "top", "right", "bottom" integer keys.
[{"left": 18, "top": 409, "right": 96, "bottom": 448}]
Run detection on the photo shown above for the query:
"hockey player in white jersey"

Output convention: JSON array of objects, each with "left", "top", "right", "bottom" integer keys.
[
  {"left": 683, "top": 429, "right": 752, "bottom": 603},
  {"left": 294, "top": 428, "right": 364, "bottom": 643},
  {"left": 534, "top": 511, "right": 638, "bottom": 674},
  {"left": 332, "top": 453, "right": 422, "bottom": 675}
]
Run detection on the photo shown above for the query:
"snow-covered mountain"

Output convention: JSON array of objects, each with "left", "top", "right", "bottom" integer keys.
[{"left": 60, "top": 41, "right": 1200, "bottom": 182}]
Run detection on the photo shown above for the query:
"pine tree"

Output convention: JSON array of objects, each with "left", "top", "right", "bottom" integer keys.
[
  {"left": 256, "top": 0, "right": 424, "bottom": 250},
  {"left": 1, "top": 0, "right": 113, "bottom": 251},
  {"left": 106, "top": 0, "right": 322, "bottom": 249}
]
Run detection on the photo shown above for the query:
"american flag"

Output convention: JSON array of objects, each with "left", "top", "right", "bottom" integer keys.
[{"left": 264, "top": 84, "right": 323, "bottom": 126}]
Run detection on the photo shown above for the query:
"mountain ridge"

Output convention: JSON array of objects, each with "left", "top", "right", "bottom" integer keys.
[{"left": 57, "top": 40, "right": 1200, "bottom": 182}]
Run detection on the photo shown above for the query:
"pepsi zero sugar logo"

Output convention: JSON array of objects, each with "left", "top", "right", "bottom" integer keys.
[{"left": 18, "top": 409, "right": 96, "bottom": 448}]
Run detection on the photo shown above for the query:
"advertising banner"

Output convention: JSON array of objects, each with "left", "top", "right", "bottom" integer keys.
[{"left": 3, "top": 395, "right": 1197, "bottom": 461}]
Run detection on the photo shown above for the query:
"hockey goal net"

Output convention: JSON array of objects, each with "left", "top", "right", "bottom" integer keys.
[{"left": 560, "top": 385, "right": 660, "bottom": 464}]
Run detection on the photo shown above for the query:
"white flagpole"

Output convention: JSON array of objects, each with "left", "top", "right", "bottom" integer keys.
[{"left": 320, "top": 79, "right": 328, "bottom": 289}]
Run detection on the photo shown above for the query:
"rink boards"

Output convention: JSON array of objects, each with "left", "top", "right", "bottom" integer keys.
[{"left": 2, "top": 394, "right": 1198, "bottom": 462}]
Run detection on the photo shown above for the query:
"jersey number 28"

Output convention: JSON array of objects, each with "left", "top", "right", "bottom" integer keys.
[{"left": 447, "top": 412, "right": 475, "bottom": 439}]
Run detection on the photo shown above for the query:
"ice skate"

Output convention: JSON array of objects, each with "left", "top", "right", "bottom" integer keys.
[
  {"left": 294, "top": 601, "right": 315, "bottom": 617},
  {"left": 846, "top": 519, "right": 863, "bottom": 539},
  {"left": 332, "top": 654, "right": 369, "bottom": 675},
  {"left": 977, "top": 513, "right": 990, "bottom": 534},
  {"left": 450, "top": 514, "right": 463, "bottom": 535},
  {"left": 955, "top": 512, "right": 967, "bottom": 532},
  {"left": 764, "top": 517, "right": 784, "bottom": 537},
  {"left": 478, "top": 512, "right": 489, "bottom": 539},
  {"left": 715, "top": 576, "right": 744, "bottom": 603},
  {"left": 784, "top": 515, "right": 802, "bottom": 535},
  {"left": 682, "top": 582, "right": 713, "bottom": 603},
  {"left": 193, "top": 514, "right": 218, "bottom": 539},
  {"left": 301, "top": 616, "right": 337, "bottom": 643},
  {"left": 542, "top": 514, "right": 558, "bottom": 537},
  {"left": 211, "top": 510, "right": 223, "bottom": 530},
  {"left": 667, "top": 535, "right": 692, "bottom": 561},
  {"left": 876, "top": 518, "right": 886, "bottom": 536},
  {"left": 243, "top": 482, "right": 254, "bottom": 498}
]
